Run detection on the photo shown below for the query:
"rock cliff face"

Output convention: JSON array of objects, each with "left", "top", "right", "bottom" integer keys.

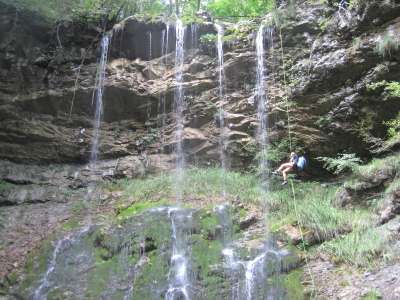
[
  {"left": 1, "top": 0, "right": 400, "bottom": 297},
  {"left": 1, "top": 1, "right": 399, "bottom": 169}
]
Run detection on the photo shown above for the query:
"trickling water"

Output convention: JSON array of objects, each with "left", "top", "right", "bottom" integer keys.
[
  {"left": 215, "top": 24, "right": 228, "bottom": 175},
  {"left": 165, "top": 208, "right": 191, "bottom": 300},
  {"left": 158, "top": 25, "right": 169, "bottom": 150},
  {"left": 32, "top": 226, "right": 91, "bottom": 300},
  {"left": 191, "top": 23, "right": 198, "bottom": 48},
  {"left": 255, "top": 25, "right": 269, "bottom": 184},
  {"left": 215, "top": 204, "right": 241, "bottom": 299},
  {"left": 148, "top": 31, "right": 152, "bottom": 60},
  {"left": 174, "top": 19, "right": 186, "bottom": 200},
  {"left": 89, "top": 35, "right": 110, "bottom": 169},
  {"left": 242, "top": 24, "right": 283, "bottom": 300},
  {"left": 165, "top": 23, "right": 170, "bottom": 64},
  {"left": 123, "top": 237, "right": 147, "bottom": 300}
]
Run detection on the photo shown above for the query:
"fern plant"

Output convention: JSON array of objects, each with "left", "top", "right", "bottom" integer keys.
[{"left": 317, "top": 153, "right": 362, "bottom": 174}]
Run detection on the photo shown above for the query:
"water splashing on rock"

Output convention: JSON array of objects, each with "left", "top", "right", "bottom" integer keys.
[{"left": 165, "top": 208, "right": 192, "bottom": 300}]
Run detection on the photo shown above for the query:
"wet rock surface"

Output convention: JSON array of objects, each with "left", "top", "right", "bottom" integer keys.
[
  {"left": 4, "top": 203, "right": 293, "bottom": 300},
  {"left": 0, "top": 0, "right": 400, "bottom": 299},
  {"left": 1, "top": 1, "right": 399, "bottom": 168}
]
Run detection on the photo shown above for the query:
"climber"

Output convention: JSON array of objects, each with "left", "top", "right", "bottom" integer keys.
[
  {"left": 273, "top": 152, "right": 298, "bottom": 185},
  {"left": 273, "top": 153, "right": 308, "bottom": 185}
]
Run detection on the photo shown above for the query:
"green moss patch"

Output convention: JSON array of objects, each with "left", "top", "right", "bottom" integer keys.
[
  {"left": 283, "top": 270, "right": 304, "bottom": 300},
  {"left": 117, "top": 200, "right": 169, "bottom": 219}
]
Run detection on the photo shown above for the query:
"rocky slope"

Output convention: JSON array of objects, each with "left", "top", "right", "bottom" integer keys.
[
  {"left": 1, "top": 0, "right": 400, "bottom": 299},
  {"left": 1, "top": 1, "right": 400, "bottom": 168}
]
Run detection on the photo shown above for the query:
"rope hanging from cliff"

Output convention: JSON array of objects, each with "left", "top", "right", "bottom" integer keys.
[{"left": 278, "top": 26, "right": 316, "bottom": 298}]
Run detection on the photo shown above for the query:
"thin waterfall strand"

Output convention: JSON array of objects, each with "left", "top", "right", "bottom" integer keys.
[
  {"left": 174, "top": 19, "right": 186, "bottom": 201},
  {"left": 32, "top": 226, "right": 91, "bottom": 300},
  {"left": 256, "top": 25, "right": 268, "bottom": 184},
  {"left": 215, "top": 24, "right": 228, "bottom": 174},
  {"left": 165, "top": 208, "right": 191, "bottom": 300},
  {"left": 89, "top": 35, "right": 110, "bottom": 168}
]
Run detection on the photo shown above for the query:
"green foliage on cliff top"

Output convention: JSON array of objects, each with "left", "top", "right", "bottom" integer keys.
[
  {"left": 2, "top": 0, "right": 277, "bottom": 24},
  {"left": 208, "top": 0, "right": 276, "bottom": 18}
]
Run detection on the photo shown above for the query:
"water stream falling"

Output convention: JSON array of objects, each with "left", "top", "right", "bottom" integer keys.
[
  {"left": 165, "top": 208, "right": 192, "bottom": 300},
  {"left": 191, "top": 23, "right": 198, "bottom": 48},
  {"left": 255, "top": 25, "right": 270, "bottom": 185},
  {"left": 32, "top": 226, "right": 91, "bottom": 300},
  {"left": 165, "top": 20, "right": 192, "bottom": 300},
  {"left": 174, "top": 19, "right": 186, "bottom": 200},
  {"left": 242, "top": 24, "right": 283, "bottom": 300},
  {"left": 158, "top": 24, "right": 170, "bottom": 150},
  {"left": 33, "top": 36, "right": 111, "bottom": 299},
  {"left": 215, "top": 24, "right": 228, "bottom": 176},
  {"left": 89, "top": 35, "right": 110, "bottom": 170}
]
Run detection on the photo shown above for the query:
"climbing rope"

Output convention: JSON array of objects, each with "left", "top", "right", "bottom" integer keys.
[{"left": 278, "top": 26, "right": 317, "bottom": 298}]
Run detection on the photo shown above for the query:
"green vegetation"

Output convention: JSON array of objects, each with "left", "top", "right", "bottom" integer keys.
[
  {"left": 355, "top": 154, "right": 400, "bottom": 179},
  {"left": 2, "top": 0, "right": 277, "bottom": 24},
  {"left": 283, "top": 270, "right": 305, "bottom": 300},
  {"left": 383, "top": 115, "right": 400, "bottom": 139},
  {"left": 361, "top": 290, "right": 383, "bottom": 300},
  {"left": 0, "top": 180, "right": 13, "bottom": 192},
  {"left": 367, "top": 80, "right": 400, "bottom": 98},
  {"left": 111, "top": 168, "right": 266, "bottom": 203},
  {"left": 118, "top": 199, "right": 169, "bottom": 219},
  {"left": 320, "top": 227, "right": 389, "bottom": 267},
  {"left": 375, "top": 34, "right": 400, "bottom": 58},
  {"left": 268, "top": 182, "right": 370, "bottom": 243},
  {"left": 386, "top": 177, "right": 400, "bottom": 195},
  {"left": 208, "top": 0, "right": 275, "bottom": 18},
  {"left": 317, "top": 153, "right": 362, "bottom": 175}
]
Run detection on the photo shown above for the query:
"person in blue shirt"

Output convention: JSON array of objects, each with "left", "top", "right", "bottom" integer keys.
[
  {"left": 274, "top": 152, "right": 308, "bottom": 185},
  {"left": 273, "top": 152, "right": 298, "bottom": 185}
]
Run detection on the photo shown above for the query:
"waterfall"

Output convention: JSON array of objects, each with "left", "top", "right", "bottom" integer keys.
[
  {"left": 174, "top": 19, "right": 186, "bottom": 201},
  {"left": 215, "top": 24, "right": 228, "bottom": 176},
  {"left": 165, "top": 20, "right": 192, "bottom": 300},
  {"left": 215, "top": 204, "right": 241, "bottom": 298},
  {"left": 165, "top": 23, "right": 170, "bottom": 64},
  {"left": 89, "top": 35, "right": 110, "bottom": 169},
  {"left": 165, "top": 208, "right": 191, "bottom": 300},
  {"left": 158, "top": 24, "right": 170, "bottom": 150},
  {"left": 191, "top": 23, "right": 198, "bottom": 48},
  {"left": 255, "top": 25, "right": 269, "bottom": 184},
  {"left": 240, "top": 25, "right": 283, "bottom": 300}
]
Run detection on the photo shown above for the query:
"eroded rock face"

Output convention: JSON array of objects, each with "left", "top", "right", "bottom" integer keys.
[
  {"left": 2, "top": 1, "right": 400, "bottom": 169},
  {"left": 1, "top": 0, "right": 400, "bottom": 291}
]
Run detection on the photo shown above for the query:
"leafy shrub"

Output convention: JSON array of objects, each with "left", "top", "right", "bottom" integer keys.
[
  {"left": 367, "top": 80, "right": 400, "bottom": 97},
  {"left": 355, "top": 154, "right": 400, "bottom": 179},
  {"left": 208, "top": 0, "right": 276, "bottom": 18},
  {"left": 317, "top": 153, "right": 362, "bottom": 175},
  {"left": 383, "top": 114, "right": 400, "bottom": 139}
]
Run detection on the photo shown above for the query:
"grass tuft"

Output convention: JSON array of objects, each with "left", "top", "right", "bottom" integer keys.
[
  {"left": 268, "top": 182, "right": 373, "bottom": 243},
  {"left": 110, "top": 168, "right": 266, "bottom": 204},
  {"left": 355, "top": 155, "right": 400, "bottom": 179},
  {"left": 320, "top": 227, "right": 388, "bottom": 267}
]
